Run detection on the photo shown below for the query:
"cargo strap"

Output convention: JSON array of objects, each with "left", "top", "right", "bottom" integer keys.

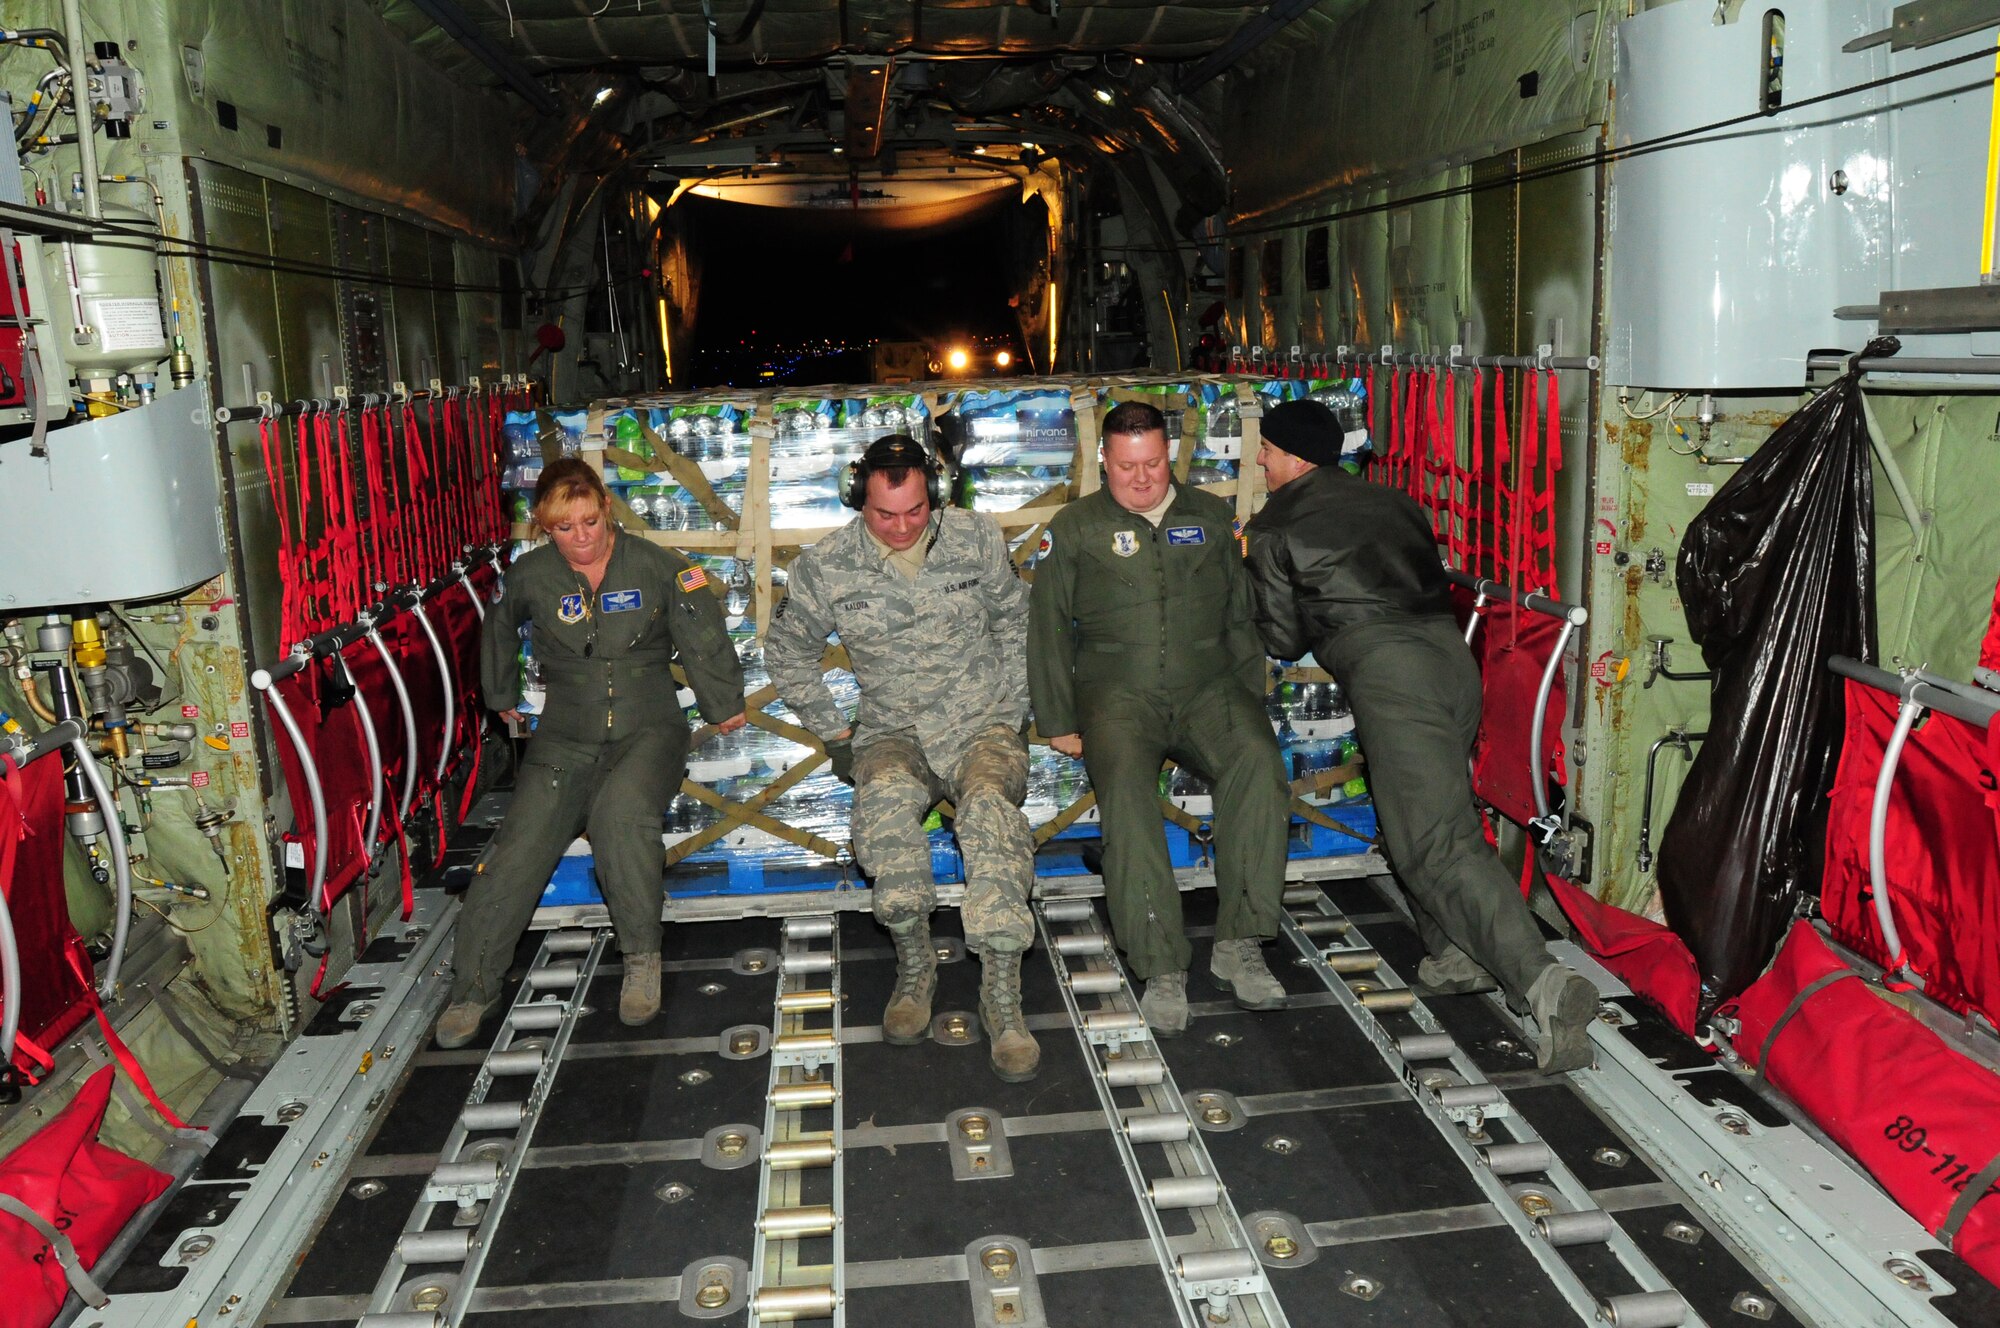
[
  {"left": 78, "top": 1035, "right": 213, "bottom": 1153},
  {"left": 1755, "top": 969, "right": 1859, "bottom": 1084},
  {"left": 0, "top": 1192, "right": 110, "bottom": 1307},
  {"left": 1940, "top": 1150, "right": 2000, "bottom": 1250},
  {"left": 150, "top": 988, "right": 261, "bottom": 1083}
]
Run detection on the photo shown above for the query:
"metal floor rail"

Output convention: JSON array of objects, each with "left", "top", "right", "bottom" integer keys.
[
  {"left": 1543, "top": 938, "right": 1980, "bottom": 1328},
  {"left": 1036, "top": 897, "right": 1293, "bottom": 1328},
  {"left": 747, "top": 914, "right": 847, "bottom": 1324},
  {"left": 1273, "top": 886, "right": 1704, "bottom": 1327},
  {"left": 80, "top": 890, "right": 456, "bottom": 1328},
  {"left": 358, "top": 926, "right": 609, "bottom": 1328}
]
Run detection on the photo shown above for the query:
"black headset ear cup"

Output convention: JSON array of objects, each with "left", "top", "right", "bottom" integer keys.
[{"left": 844, "top": 435, "right": 945, "bottom": 511}]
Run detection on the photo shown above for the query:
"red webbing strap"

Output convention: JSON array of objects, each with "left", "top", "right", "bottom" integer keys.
[
  {"left": 1424, "top": 368, "right": 1440, "bottom": 536},
  {"left": 1490, "top": 370, "right": 1512, "bottom": 591},
  {"left": 11, "top": 1029, "right": 53, "bottom": 1076},
  {"left": 311, "top": 409, "right": 357, "bottom": 625},
  {"left": 443, "top": 395, "right": 469, "bottom": 556},
  {"left": 1513, "top": 370, "right": 1537, "bottom": 598},
  {"left": 1409, "top": 370, "right": 1431, "bottom": 509},
  {"left": 385, "top": 796, "right": 414, "bottom": 920},
  {"left": 1364, "top": 364, "right": 1377, "bottom": 440},
  {"left": 379, "top": 401, "right": 414, "bottom": 586},
  {"left": 257, "top": 414, "right": 302, "bottom": 643},
  {"left": 64, "top": 948, "right": 196, "bottom": 1131},
  {"left": 1529, "top": 370, "right": 1563, "bottom": 595},
  {"left": 1467, "top": 368, "right": 1486, "bottom": 577},
  {"left": 402, "top": 402, "right": 441, "bottom": 582},
  {"left": 483, "top": 393, "right": 508, "bottom": 540},
  {"left": 291, "top": 411, "right": 326, "bottom": 635},
  {"left": 431, "top": 789, "right": 449, "bottom": 870},
  {"left": 456, "top": 714, "right": 483, "bottom": 824},
  {"left": 1379, "top": 367, "right": 1399, "bottom": 491},
  {"left": 1394, "top": 369, "right": 1417, "bottom": 500},
  {"left": 360, "top": 403, "right": 389, "bottom": 589},
  {"left": 336, "top": 410, "right": 371, "bottom": 604}
]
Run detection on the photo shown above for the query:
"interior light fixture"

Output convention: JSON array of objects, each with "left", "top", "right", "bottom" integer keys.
[
  {"left": 1092, "top": 87, "right": 1115, "bottom": 105},
  {"left": 593, "top": 86, "right": 615, "bottom": 106}
]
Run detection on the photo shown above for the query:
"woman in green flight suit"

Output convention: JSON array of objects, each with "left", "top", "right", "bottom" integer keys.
[{"left": 436, "top": 458, "right": 746, "bottom": 1048}]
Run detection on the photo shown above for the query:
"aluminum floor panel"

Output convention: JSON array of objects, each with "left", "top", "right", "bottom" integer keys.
[{"left": 248, "top": 872, "right": 1927, "bottom": 1328}]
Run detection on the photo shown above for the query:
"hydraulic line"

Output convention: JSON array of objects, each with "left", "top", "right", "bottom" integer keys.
[
  {"left": 406, "top": 594, "right": 457, "bottom": 787},
  {"left": 1869, "top": 699, "right": 1924, "bottom": 984},
  {"left": 338, "top": 654, "right": 386, "bottom": 854},
  {"left": 68, "top": 732, "right": 130, "bottom": 998},
  {"left": 252, "top": 661, "right": 328, "bottom": 912},
  {"left": 366, "top": 624, "right": 420, "bottom": 825}
]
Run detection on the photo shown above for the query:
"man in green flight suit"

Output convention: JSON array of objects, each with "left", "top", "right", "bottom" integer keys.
[
  {"left": 1028, "top": 401, "right": 1292, "bottom": 1036},
  {"left": 1241, "top": 398, "right": 1598, "bottom": 1073},
  {"left": 437, "top": 459, "right": 747, "bottom": 1049}
]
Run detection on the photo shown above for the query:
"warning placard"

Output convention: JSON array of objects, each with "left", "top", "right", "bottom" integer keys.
[{"left": 88, "top": 297, "right": 166, "bottom": 353}]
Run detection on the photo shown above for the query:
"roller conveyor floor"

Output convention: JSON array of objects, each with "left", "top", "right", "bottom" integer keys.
[
  {"left": 77, "top": 791, "right": 2000, "bottom": 1328},
  {"left": 207, "top": 869, "right": 1979, "bottom": 1328}
]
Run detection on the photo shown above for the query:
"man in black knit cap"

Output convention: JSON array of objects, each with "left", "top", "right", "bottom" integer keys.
[{"left": 1241, "top": 398, "right": 1598, "bottom": 1074}]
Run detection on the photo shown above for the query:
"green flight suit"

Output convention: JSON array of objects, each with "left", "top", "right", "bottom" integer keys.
[
  {"left": 453, "top": 530, "right": 745, "bottom": 1005},
  {"left": 1243, "top": 464, "right": 1556, "bottom": 1005},
  {"left": 1028, "top": 484, "right": 1290, "bottom": 979}
]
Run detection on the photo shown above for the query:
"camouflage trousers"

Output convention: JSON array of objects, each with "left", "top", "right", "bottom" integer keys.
[{"left": 852, "top": 723, "right": 1034, "bottom": 954}]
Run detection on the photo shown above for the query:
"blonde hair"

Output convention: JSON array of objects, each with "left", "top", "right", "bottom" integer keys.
[{"left": 530, "top": 457, "right": 609, "bottom": 529}]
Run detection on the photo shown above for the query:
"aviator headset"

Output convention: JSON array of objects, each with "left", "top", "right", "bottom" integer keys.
[{"left": 840, "top": 433, "right": 947, "bottom": 511}]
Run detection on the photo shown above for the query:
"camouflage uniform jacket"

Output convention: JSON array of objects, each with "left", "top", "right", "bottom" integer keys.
[{"left": 766, "top": 508, "right": 1030, "bottom": 769}]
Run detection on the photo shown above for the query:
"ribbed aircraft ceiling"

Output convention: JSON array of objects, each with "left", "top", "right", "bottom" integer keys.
[{"left": 368, "top": 1, "right": 1357, "bottom": 81}]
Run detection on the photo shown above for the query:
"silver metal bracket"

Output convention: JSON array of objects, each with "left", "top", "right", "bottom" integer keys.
[
  {"left": 1844, "top": 0, "right": 2000, "bottom": 52},
  {"left": 965, "top": 1235, "right": 1047, "bottom": 1327},
  {"left": 946, "top": 1107, "right": 1016, "bottom": 1181}
]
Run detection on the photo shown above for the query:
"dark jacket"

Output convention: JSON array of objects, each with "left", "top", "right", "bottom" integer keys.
[
  {"left": 480, "top": 531, "right": 745, "bottom": 746},
  {"left": 1242, "top": 464, "right": 1453, "bottom": 663},
  {"left": 1028, "top": 483, "right": 1266, "bottom": 736}
]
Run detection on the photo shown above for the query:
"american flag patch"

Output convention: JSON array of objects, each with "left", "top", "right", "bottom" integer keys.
[{"left": 677, "top": 566, "right": 709, "bottom": 592}]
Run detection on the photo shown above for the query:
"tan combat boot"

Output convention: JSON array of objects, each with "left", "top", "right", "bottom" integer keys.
[
  {"left": 883, "top": 919, "right": 938, "bottom": 1045},
  {"left": 619, "top": 952, "right": 662, "bottom": 1026},
  {"left": 979, "top": 950, "right": 1041, "bottom": 1083},
  {"left": 435, "top": 994, "right": 500, "bottom": 1050}
]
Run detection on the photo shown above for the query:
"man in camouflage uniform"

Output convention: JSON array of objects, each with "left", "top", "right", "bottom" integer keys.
[{"left": 766, "top": 435, "right": 1040, "bottom": 1082}]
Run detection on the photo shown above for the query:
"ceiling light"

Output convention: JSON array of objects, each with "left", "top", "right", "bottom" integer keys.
[
  {"left": 1092, "top": 88, "right": 1115, "bottom": 105},
  {"left": 972, "top": 145, "right": 987, "bottom": 155},
  {"left": 832, "top": 145, "right": 845, "bottom": 154},
  {"left": 593, "top": 86, "right": 615, "bottom": 106}
]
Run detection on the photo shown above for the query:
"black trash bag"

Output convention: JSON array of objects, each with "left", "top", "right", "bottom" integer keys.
[{"left": 1655, "top": 336, "right": 1889, "bottom": 1006}]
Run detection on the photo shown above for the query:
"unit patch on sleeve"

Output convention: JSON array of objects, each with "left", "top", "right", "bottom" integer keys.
[
  {"left": 1036, "top": 529, "right": 1054, "bottom": 558},
  {"left": 1165, "top": 525, "right": 1207, "bottom": 547},
  {"left": 599, "top": 588, "right": 643, "bottom": 613},
  {"left": 677, "top": 565, "right": 710, "bottom": 592},
  {"left": 557, "top": 592, "right": 587, "bottom": 624}
]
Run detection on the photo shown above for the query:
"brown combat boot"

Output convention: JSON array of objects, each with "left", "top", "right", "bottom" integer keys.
[
  {"left": 883, "top": 919, "right": 938, "bottom": 1045},
  {"left": 979, "top": 950, "right": 1041, "bottom": 1083},
  {"left": 619, "top": 952, "right": 662, "bottom": 1026}
]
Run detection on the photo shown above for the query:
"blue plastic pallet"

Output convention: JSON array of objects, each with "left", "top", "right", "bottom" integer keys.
[{"left": 535, "top": 805, "right": 1375, "bottom": 907}]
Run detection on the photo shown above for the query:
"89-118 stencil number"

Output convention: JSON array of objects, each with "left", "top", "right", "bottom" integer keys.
[{"left": 1884, "top": 1116, "right": 2000, "bottom": 1196}]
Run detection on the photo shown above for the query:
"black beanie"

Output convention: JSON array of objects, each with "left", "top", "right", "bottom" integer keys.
[{"left": 1261, "top": 398, "right": 1346, "bottom": 467}]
